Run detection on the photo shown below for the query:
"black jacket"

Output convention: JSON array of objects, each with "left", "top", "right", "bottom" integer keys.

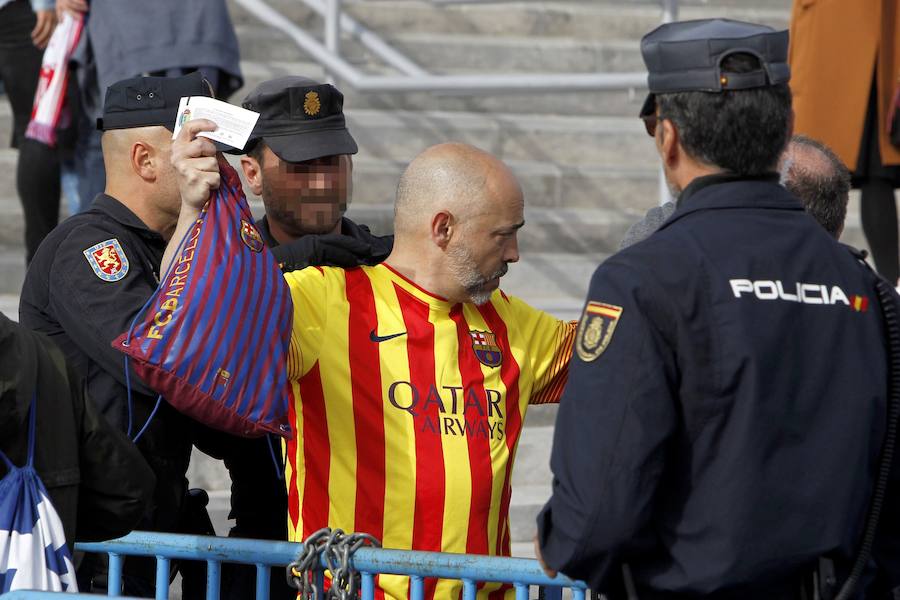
[
  {"left": 0, "top": 313, "right": 154, "bottom": 544},
  {"left": 19, "top": 194, "right": 194, "bottom": 536},
  {"left": 538, "top": 174, "right": 899, "bottom": 597}
]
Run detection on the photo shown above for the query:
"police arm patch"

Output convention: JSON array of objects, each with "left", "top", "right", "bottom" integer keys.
[
  {"left": 83, "top": 238, "right": 129, "bottom": 282},
  {"left": 575, "top": 301, "right": 622, "bottom": 362}
]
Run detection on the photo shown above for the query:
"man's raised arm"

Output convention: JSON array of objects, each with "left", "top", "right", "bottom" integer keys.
[{"left": 162, "top": 118, "right": 221, "bottom": 276}]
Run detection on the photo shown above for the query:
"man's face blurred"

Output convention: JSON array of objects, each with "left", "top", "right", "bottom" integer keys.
[{"left": 257, "top": 145, "right": 352, "bottom": 236}]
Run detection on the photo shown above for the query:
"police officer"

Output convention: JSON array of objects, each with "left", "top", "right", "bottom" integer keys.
[
  {"left": 192, "top": 76, "right": 392, "bottom": 600},
  {"left": 19, "top": 72, "right": 211, "bottom": 595},
  {"left": 237, "top": 75, "right": 392, "bottom": 268},
  {"left": 535, "top": 19, "right": 900, "bottom": 598}
]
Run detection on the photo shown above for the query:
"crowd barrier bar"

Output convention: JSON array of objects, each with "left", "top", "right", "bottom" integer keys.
[{"left": 69, "top": 531, "right": 589, "bottom": 600}]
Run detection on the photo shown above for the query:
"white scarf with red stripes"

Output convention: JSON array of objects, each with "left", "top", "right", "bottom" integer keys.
[{"left": 25, "top": 12, "right": 84, "bottom": 147}]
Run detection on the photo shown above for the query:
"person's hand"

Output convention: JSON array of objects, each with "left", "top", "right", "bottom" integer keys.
[
  {"left": 534, "top": 535, "right": 557, "bottom": 579},
  {"left": 31, "top": 9, "right": 57, "bottom": 49},
  {"left": 171, "top": 119, "right": 221, "bottom": 211},
  {"left": 56, "top": 0, "right": 89, "bottom": 19}
]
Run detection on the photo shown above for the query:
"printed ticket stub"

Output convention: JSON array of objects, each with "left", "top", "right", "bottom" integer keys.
[{"left": 172, "top": 96, "right": 260, "bottom": 150}]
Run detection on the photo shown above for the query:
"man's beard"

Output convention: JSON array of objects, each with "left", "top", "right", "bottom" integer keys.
[
  {"left": 261, "top": 177, "right": 346, "bottom": 236},
  {"left": 446, "top": 244, "right": 508, "bottom": 305},
  {"left": 663, "top": 164, "right": 682, "bottom": 198}
]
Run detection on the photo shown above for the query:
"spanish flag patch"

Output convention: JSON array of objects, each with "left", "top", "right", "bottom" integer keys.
[{"left": 575, "top": 301, "right": 623, "bottom": 362}]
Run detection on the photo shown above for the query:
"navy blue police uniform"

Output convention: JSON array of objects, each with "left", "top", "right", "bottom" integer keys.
[
  {"left": 537, "top": 20, "right": 900, "bottom": 600},
  {"left": 19, "top": 72, "right": 211, "bottom": 595}
]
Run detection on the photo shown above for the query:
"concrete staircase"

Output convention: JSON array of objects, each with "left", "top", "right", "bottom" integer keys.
[{"left": 2, "top": 0, "right": 828, "bottom": 560}]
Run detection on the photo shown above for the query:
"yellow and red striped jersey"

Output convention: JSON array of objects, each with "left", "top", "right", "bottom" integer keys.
[{"left": 283, "top": 263, "right": 576, "bottom": 600}]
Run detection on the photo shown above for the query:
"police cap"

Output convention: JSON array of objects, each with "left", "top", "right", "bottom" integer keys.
[
  {"left": 98, "top": 71, "right": 212, "bottom": 132},
  {"left": 638, "top": 18, "right": 790, "bottom": 117},
  {"left": 237, "top": 76, "right": 358, "bottom": 163}
]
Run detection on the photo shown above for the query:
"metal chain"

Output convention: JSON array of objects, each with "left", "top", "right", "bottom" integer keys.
[{"left": 287, "top": 528, "right": 381, "bottom": 600}]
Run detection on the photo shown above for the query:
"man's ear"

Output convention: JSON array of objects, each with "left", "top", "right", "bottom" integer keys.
[
  {"left": 658, "top": 118, "right": 680, "bottom": 170},
  {"left": 131, "top": 141, "right": 155, "bottom": 182},
  {"left": 431, "top": 210, "right": 454, "bottom": 250},
  {"left": 240, "top": 156, "right": 264, "bottom": 196}
]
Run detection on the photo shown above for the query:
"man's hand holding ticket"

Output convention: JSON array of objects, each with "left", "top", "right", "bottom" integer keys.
[{"left": 171, "top": 96, "right": 259, "bottom": 150}]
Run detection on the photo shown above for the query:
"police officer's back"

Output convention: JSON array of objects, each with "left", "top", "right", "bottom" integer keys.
[{"left": 536, "top": 20, "right": 900, "bottom": 599}]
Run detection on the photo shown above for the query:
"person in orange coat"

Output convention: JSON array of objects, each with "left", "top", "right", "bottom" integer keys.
[{"left": 789, "top": 0, "right": 900, "bottom": 282}]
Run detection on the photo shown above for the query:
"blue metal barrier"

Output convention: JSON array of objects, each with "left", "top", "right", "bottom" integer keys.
[{"left": 67, "top": 531, "right": 589, "bottom": 600}]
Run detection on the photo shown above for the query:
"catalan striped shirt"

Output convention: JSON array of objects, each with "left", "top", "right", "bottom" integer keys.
[{"left": 284, "top": 263, "right": 576, "bottom": 600}]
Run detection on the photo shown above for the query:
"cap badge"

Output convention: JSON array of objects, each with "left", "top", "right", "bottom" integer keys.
[
  {"left": 83, "top": 238, "right": 129, "bottom": 282},
  {"left": 576, "top": 301, "right": 622, "bottom": 362},
  {"left": 240, "top": 220, "right": 265, "bottom": 253},
  {"left": 303, "top": 91, "right": 321, "bottom": 116}
]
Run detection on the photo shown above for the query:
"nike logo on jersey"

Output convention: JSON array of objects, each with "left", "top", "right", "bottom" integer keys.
[{"left": 369, "top": 329, "right": 407, "bottom": 343}]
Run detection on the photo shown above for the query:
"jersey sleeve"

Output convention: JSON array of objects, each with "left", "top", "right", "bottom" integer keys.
[
  {"left": 283, "top": 266, "right": 330, "bottom": 380},
  {"left": 48, "top": 225, "right": 160, "bottom": 395},
  {"left": 536, "top": 258, "right": 678, "bottom": 590},
  {"left": 506, "top": 295, "right": 576, "bottom": 405}
]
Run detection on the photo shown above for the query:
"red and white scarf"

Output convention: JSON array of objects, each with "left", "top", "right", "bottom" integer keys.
[{"left": 25, "top": 12, "right": 84, "bottom": 147}]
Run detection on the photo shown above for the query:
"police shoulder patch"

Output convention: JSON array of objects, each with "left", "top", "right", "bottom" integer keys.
[
  {"left": 83, "top": 238, "right": 129, "bottom": 282},
  {"left": 575, "top": 301, "right": 622, "bottom": 362}
]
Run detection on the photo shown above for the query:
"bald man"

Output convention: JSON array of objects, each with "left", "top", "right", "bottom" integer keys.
[
  {"left": 779, "top": 135, "right": 851, "bottom": 239},
  {"left": 19, "top": 73, "right": 208, "bottom": 595},
  {"left": 167, "top": 131, "right": 577, "bottom": 599}
]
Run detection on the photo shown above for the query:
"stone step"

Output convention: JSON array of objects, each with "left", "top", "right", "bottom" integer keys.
[
  {"left": 345, "top": 109, "right": 656, "bottom": 168},
  {"left": 238, "top": 26, "right": 646, "bottom": 74},
  {"left": 234, "top": 0, "right": 789, "bottom": 41},
  {"left": 236, "top": 58, "right": 647, "bottom": 116}
]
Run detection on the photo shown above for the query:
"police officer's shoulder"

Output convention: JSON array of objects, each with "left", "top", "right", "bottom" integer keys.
[
  {"left": 839, "top": 242, "right": 869, "bottom": 263},
  {"left": 41, "top": 214, "right": 136, "bottom": 284}
]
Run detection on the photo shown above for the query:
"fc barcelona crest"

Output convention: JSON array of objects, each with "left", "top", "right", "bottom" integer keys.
[
  {"left": 470, "top": 330, "right": 502, "bottom": 367},
  {"left": 240, "top": 220, "right": 265, "bottom": 253},
  {"left": 83, "top": 238, "right": 129, "bottom": 282},
  {"left": 576, "top": 301, "right": 622, "bottom": 362}
]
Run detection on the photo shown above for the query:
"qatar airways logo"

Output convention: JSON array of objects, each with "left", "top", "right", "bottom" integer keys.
[
  {"left": 730, "top": 279, "right": 869, "bottom": 311},
  {"left": 386, "top": 381, "right": 506, "bottom": 441}
]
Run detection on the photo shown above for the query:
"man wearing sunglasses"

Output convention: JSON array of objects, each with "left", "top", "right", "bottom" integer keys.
[{"left": 536, "top": 19, "right": 900, "bottom": 599}]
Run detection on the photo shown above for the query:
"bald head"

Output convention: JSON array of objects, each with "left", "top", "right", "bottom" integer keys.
[
  {"left": 394, "top": 143, "right": 523, "bottom": 236},
  {"left": 387, "top": 143, "right": 524, "bottom": 305},
  {"left": 101, "top": 126, "right": 171, "bottom": 175},
  {"left": 779, "top": 135, "right": 850, "bottom": 239}
]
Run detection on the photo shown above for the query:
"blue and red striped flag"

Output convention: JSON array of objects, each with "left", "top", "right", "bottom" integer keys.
[{"left": 114, "top": 159, "right": 293, "bottom": 439}]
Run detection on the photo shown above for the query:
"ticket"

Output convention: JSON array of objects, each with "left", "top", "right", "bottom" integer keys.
[{"left": 172, "top": 96, "right": 260, "bottom": 150}]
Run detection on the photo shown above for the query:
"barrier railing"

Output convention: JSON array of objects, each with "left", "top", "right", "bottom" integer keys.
[{"left": 65, "top": 531, "right": 589, "bottom": 600}]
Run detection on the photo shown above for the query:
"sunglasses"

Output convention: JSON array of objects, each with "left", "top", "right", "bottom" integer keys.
[{"left": 641, "top": 112, "right": 663, "bottom": 137}]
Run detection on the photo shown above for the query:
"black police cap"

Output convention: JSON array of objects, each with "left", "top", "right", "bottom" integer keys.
[
  {"left": 98, "top": 71, "right": 212, "bottom": 132},
  {"left": 638, "top": 18, "right": 790, "bottom": 117},
  {"left": 236, "top": 76, "right": 358, "bottom": 163}
]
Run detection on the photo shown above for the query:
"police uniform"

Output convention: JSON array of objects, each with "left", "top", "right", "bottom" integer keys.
[
  {"left": 19, "top": 72, "right": 211, "bottom": 595},
  {"left": 536, "top": 20, "right": 900, "bottom": 599}
]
